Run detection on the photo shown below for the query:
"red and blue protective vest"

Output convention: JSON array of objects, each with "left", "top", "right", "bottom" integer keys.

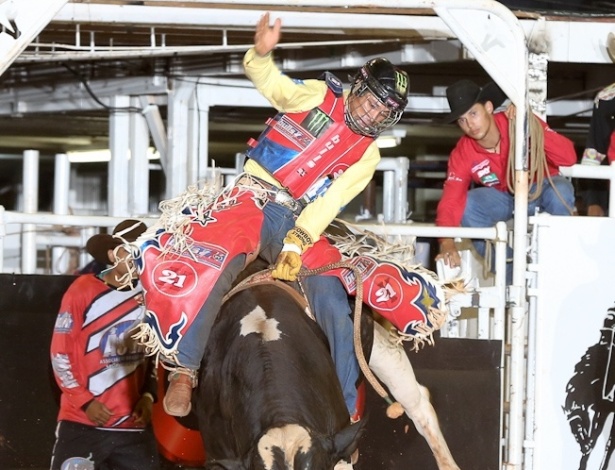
[{"left": 246, "top": 72, "right": 374, "bottom": 200}]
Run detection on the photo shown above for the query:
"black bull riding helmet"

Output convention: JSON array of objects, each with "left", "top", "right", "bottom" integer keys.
[{"left": 345, "top": 58, "right": 410, "bottom": 138}]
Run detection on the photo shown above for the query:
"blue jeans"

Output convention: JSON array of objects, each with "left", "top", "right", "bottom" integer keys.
[
  {"left": 461, "top": 175, "right": 574, "bottom": 283},
  {"left": 175, "top": 199, "right": 360, "bottom": 415},
  {"left": 302, "top": 275, "right": 359, "bottom": 416}
]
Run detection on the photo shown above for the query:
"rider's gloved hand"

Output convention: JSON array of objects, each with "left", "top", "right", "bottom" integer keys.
[
  {"left": 272, "top": 226, "right": 314, "bottom": 281},
  {"left": 272, "top": 250, "right": 302, "bottom": 281}
]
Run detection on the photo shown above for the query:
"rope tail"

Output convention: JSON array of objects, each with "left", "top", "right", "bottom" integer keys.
[{"left": 506, "top": 109, "right": 575, "bottom": 215}]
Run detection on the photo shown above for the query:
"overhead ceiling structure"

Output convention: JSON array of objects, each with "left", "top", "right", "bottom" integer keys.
[
  {"left": 0, "top": 1, "right": 612, "bottom": 180},
  {"left": 0, "top": 0, "right": 615, "bottom": 211}
]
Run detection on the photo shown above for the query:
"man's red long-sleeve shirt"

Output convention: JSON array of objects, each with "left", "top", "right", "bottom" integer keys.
[{"left": 436, "top": 112, "right": 577, "bottom": 228}]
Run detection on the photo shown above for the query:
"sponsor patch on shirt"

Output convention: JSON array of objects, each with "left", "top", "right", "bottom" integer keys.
[
  {"left": 51, "top": 353, "right": 79, "bottom": 389},
  {"left": 472, "top": 159, "right": 501, "bottom": 187},
  {"left": 101, "top": 320, "right": 144, "bottom": 365},
  {"left": 479, "top": 172, "right": 500, "bottom": 186},
  {"left": 445, "top": 172, "right": 463, "bottom": 182},
  {"left": 54, "top": 312, "right": 73, "bottom": 333}
]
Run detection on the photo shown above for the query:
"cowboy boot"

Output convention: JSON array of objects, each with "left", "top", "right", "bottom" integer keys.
[{"left": 163, "top": 367, "right": 197, "bottom": 417}]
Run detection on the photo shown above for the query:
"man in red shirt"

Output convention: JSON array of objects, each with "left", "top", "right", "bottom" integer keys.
[
  {"left": 436, "top": 79, "right": 577, "bottom": 282},
  {"left": 50, "top": 220, "right": 159, "bottom": 470}
]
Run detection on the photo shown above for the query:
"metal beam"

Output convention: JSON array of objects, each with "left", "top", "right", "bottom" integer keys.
[
  {"left": 48, "top": 3, "right": 615, "bottom": 64},
  {"left": 0, "top": 0, "right": 69, "bottom": 77}
]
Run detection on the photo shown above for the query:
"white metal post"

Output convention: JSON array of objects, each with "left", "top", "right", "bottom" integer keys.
[
  {"left": 382, "top": 171, "right": 395, "bottom": 223},
  {"left": 140, "top": 95, "right": 168, "bottom": 170},
  {"left": 52, "top": 153, "right": 70, "bottom": 274},
  {"left": 167, "top": 78, "right": 195, "bottom": 198},
  {"left": 187, "top": 94, "right": 199, "bottom": 186},
  {"left": 0, "top": 205, "right": 5, "bottom": 272},
  {"left": 129, "top": 96, "right": 150, "bottom": 216},
  {"left": 377, "top": 157, "right": 410, "bottom": 223},
  {"left": 493, "top": 221, "right": 508, "bottom": 341},
  {"left": 195, "top": 83, "right": 211, "bottom": 184},
  {"left": 109, "top": 95, "right": 131, "bottom": 217},
  {"left": 21, "top": 149, "right": 39, "bottom": 273}
]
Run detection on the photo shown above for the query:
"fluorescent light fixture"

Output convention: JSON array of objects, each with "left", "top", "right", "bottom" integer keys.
[
  {"left": 376, "top": 128, "right": 407, "bottom": 149},
  {"left": 67, "top": 149, "right": 111, "bottom": 163},
  {"left": 67, "top": 147, "right": 161, "bottom": 163},
  {"left": 376, "top": 135, "right": 401, "bottom": 148}
]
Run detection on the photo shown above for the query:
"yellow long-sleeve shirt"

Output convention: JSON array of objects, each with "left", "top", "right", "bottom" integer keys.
[{"left": 243, "top": 47, "right": 381, "bottom": 243}]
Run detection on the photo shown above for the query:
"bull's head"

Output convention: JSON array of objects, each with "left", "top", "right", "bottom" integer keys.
[{"left": 205, "top": 421, "right": 364, "bottom": 469}]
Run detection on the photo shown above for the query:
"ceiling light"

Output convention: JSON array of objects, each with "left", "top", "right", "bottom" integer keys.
[
  {"left": 67, "top": 149, "right": 111, "bottom": 163},
  {"left": 376, "top": 128, "right": 407, "bottom": 149},
  {"left": 67, "top": 148, "right": 161, "bottom": 163},
  {"left": 376, "top": 135, "right": 401, "bottom": 148}
]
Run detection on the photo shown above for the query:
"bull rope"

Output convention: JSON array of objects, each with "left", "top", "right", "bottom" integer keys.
[{"left": 298, "top": 261, "right": 405, "bottom": 419}]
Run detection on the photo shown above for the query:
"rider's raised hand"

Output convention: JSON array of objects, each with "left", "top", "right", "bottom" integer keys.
[{"left": 254, "top": 12, "right": 282, "bottom": 57}]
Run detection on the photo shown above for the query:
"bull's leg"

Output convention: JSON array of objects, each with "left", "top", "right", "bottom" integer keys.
[{"left": 368, "top": 322, "right": 460, "bottom": 470}]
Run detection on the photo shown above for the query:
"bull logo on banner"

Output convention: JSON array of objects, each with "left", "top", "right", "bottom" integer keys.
[{"left": 563, "top": 306, "right": 615, "bottom": 470}]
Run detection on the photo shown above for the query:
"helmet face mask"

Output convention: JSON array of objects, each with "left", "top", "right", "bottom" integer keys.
[{"left": 345, "top": 58, "right": 409, "bottom": 138}]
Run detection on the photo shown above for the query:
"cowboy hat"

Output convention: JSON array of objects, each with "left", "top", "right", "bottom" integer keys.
[
  {"left": 86, "top": 219, "right": 147, "bottom": 265},
  {"left": 440, "top": 79, "right": 507, "bottom": 124}
]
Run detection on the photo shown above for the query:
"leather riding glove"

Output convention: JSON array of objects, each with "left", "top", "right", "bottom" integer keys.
[{"left": 272, "top": 226, "right": 314, "bottom": 281}]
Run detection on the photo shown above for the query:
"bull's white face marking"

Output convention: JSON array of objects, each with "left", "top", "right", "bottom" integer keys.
[
  {"left": 257, "top": 424, "right": 313, "bottom": 469},
  {"left": 240, "top": 306, "right": 281, "bottom": 342}
]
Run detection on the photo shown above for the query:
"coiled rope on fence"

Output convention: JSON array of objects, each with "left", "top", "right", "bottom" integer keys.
[{"left": 505, "top": 110, "right": 575, "bottom": 214}]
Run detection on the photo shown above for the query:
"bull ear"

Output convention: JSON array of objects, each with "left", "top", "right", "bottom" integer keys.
[
  {"left": 332, "top": 420, "right": 366, "bottom": 460},
  {"left": 205, "top": 459, "right": 246, "bottom": 470}
]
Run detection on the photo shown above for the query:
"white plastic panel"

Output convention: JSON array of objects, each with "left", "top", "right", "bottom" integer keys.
[{"left": 533, "top": 215, "right": 615, "bottom": 469}]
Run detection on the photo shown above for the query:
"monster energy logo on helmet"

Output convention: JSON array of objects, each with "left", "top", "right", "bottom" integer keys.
[{"left": 395, "top": 71, "right": 409, "bottom": 98}]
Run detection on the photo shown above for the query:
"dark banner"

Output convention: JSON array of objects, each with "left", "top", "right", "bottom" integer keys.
[
  {"left": 357, "top": 337, "right": 502, "bottom": 469},
  {"left": 0, "top": 274, "right": 75, "bottom": 469}
]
